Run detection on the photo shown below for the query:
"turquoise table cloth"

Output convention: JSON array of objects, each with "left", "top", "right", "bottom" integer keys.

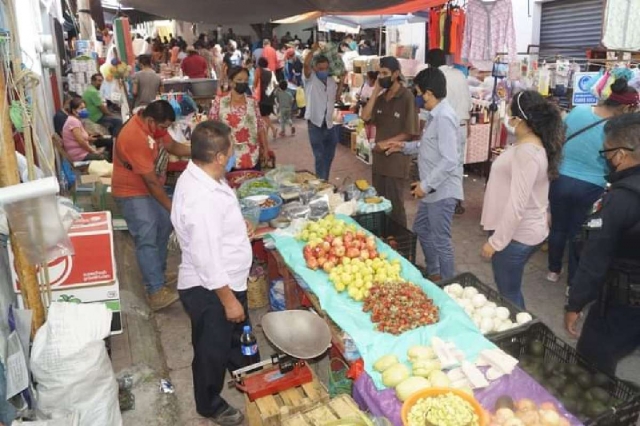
[{"left": 270, "top": 215, "right": 495, "bottom": 390}]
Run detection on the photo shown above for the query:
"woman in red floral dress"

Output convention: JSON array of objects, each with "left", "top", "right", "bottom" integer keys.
[{"left": 209, "top": 66, "right": 269, "bottom": 170}]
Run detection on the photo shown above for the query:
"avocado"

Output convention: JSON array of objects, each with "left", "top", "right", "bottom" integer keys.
[
  {"left": 584, "top": 390, "right": 594, "bottom": 401},
  {"left": 548, "top": 375, "right": 566, "bottom": 391},
  {"left": 495, "top": 395, "right": 515, "bottom": 411},
  {"left": 528, "top": 340, "right": 545, "bottom": 357},
  {"left": 543, "top": 360, "right": 558, "bottom": 377},
  {"left": 566, "top": 364, "right": 582, "bottom": 377},
  {"left": 575, "top": 399, "right": 586, "bottom": 415},
  {"left": 562, "top": 397, "right": 578, "bottom": 414},
  {"left": 589, "top": 387, "right": 611, "bottom": 404},
  {"left": 576, "top": 372, "right": 593, "bottom": 389},
  {"left": 562, "top": 383, "right": 581, "bottom": 399},
  {"left": 586, "top": 401, "right": 608, "bottom": 418},
  {"left": 593, "top": 372, "right": 610, "bottom": 387}
]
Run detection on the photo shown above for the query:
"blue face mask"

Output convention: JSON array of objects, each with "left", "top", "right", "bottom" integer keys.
[
  {"left": 415, "top": 95, "right": 425, "bottom": 110},
  {"left": 316, "top": 70, "right": 329, "bottom": 81},
  {"left": 78, "top": 109, "right": 89, "bottom": 119},
  {"left": 225, "top": 152, "right": 236, "bottom": 172}
]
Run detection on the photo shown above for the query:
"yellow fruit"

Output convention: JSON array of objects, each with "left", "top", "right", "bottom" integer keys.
[
  {"left": 355, "top": 179, "right": 370, "bottom": 191},
  {"left": 365, "top": 197, "right": 382, "bottom": 204},
  {"left": 335, "top": 282, "right": 346, "bottom": 292}
]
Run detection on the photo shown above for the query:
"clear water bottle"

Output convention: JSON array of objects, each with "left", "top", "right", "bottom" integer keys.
[{"left": 240, "top": 325, "right": 259, "bottom": 365}]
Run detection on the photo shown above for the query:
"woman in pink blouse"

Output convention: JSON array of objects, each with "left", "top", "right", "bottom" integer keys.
[
  {"left": 480, "top": 91, "right": 565, "bottom": 308},
  {"left": 62, "top": 97, "right": 108, "bottom": 162}
]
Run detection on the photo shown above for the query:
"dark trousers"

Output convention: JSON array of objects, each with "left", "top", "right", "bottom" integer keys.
[
  {"left": 179, "top": 287, "right": 255, "bottom": 417},
  {"left": 578, "top": 303, "right": 640, "bottom": 376},
  {"left": 93, "top": 136, "right": 113, "bottom": 162},
  {"left": 548, "top": 175, "right": 604, "bottom": 284},
  {"left": 307, "top": 122, "right": 338, "bottom": 181},
  {"left": 372, "top": 172, "right": 407, "bottom": 227},
  {"left": 97, "top": 115, "right": 123, "bottom": 137}
]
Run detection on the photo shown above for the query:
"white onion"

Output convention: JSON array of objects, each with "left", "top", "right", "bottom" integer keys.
[
  {"left": 463, "top": 286, "right": 479, "bottom": 299},
  {"left": 516, "top": 312, "right": 533, "bottom": 324},
  {"left": 495, "top": 306, "right": 510, "bottom": 320},
  {"left": 471, "top": 293, "right": 487, "bottom": 308}
]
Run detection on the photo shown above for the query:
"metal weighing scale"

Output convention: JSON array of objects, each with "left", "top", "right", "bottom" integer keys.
[{"left": 231, "top": 310, "right": 332, "bottom": 401}]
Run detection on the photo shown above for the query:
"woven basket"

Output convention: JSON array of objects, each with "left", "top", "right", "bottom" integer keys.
[{"left": 247, "top": 273, "right": 269, "bottom": 309}]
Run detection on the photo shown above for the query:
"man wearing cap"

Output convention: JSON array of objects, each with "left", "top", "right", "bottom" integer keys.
[
  {"left": 181, "top": 45, "right": 209, "bottom": 79},
  {"left": 361, "top": 56, "right": 421, "bottom": 226}
]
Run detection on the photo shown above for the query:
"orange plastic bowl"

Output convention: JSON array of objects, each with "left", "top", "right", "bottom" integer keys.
[{"left": 401, "top": 387, "right": 488, "bottom": 426}]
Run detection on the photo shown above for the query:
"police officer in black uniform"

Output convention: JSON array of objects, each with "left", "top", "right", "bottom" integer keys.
[{"left": 565, "top": 113, "right": 640, "bottom": 376}]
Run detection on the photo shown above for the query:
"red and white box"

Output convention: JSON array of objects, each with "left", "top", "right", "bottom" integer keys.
[{"left": 9, "top": 211, "right": 122, "bottom": 334}]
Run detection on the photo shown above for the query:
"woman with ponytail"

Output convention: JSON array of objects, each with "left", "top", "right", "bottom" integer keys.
[
  {"left": 480, "top": 91, "right": 565, "bottom": 308},
  {"left": 547, "top": 78, "right": 639, "bottom": 290}
]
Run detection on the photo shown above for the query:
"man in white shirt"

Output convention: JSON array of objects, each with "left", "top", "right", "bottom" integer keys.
[
  {"left": 303, "top": 46, "right": 338, "bottom": 180},
  {"left": 170, "top": 121, "right": 253, "bottom": 426},
  {"left": 426, "top": 48, "right": 472, "bottom": 213}
]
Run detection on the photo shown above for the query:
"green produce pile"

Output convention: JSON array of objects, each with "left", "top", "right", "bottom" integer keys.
[
  {"left": 238, "top": 178, "right": 278, "bottom": 198},
  {"left": 407, "top": 393, "right": 479, "bottom": 426},
  {"left": 519, "top": 340, "right": 620, "bottom": 422}
]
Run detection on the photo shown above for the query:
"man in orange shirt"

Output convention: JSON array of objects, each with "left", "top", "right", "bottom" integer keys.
[
  {"left": 181, "top": 45, "right": 209, "bottom": 79},
  {"left": 113, "top": 100, "right": 191, "bottom": 311},
  {"left": 262, "top": 39, "right": 278, "bottom": 73}
]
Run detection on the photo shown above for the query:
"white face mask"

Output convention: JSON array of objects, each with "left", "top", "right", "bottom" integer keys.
[{"left": 504, "top": 115, "right": 517, "bottom": 135}]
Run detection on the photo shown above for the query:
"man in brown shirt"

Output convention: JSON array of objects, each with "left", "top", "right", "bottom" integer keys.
[{"left": 362, "top": 57, "right": 420, "bottom": 226}]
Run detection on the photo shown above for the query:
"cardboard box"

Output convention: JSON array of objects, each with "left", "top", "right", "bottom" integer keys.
[
  {"left": 9, "top": 211, "right": 122, "bottom": 334},
  {"left": 16, "top": 287, "right": 122, "bottom": 335},
  {"left": 10, "top": 211, "right": 116, "bottom": 291}
]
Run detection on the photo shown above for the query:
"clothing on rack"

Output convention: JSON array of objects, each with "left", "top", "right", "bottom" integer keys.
[
  {"left": 462, "top": 0, "right": 517, "bottom": 69},
  {"left": 602, "top": 0, "right": 640, "bottom": 51},
  {"left": 428, "top": 3, "right": 466, "bottom": 63}
]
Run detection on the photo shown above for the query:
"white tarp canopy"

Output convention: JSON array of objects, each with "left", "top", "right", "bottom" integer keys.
[
  {"left": 317, "top": 13, "right": 427, "bottom": 33},
  {"left": 118, "top": 0, "right": 405, "bottom": 25}
]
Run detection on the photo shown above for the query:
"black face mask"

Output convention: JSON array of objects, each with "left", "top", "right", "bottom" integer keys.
[
  {"left": 379, "top": 76, "right": 393, "bottom": 89},
  {"left": 234, "top": 83, "right": 248, "bottom": 94}
]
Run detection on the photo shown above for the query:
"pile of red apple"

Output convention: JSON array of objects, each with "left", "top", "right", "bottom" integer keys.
[{"left": 303, "top": 230, "right": 379, "bottom": 272}]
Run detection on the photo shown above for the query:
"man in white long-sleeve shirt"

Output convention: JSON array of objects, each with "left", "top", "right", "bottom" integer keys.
[{"left": 170, "top": 120, "right": 253, "bottom": 426}]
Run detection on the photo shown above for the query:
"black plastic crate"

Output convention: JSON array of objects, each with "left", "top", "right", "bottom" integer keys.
[
  {"left": 354, "top": 212, "right": 417, "bottom": 263},
  {"left": 436, "top": 273, "right": 540, "bottom": 342},
  {"left": 339, "top": 126, "right": 354, "bottom": 148},
  {"left": 494, "top": 322, "right": 640, "bottom": 426}
]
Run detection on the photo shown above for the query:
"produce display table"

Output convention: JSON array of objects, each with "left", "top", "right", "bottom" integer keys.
[{"left": 269, "top": 215, "right": 494, "bottom": 391}]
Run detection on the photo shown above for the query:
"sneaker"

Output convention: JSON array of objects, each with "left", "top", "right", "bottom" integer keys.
[
  {"left": 546, "top": 271, "right": 562, "bottom": 283},
  {"left": 427, "top": 274, "right": 442, "bottom": 283},
  {"left": 148, "top": 287, "right": 179, "bottom": 311},
  {"left": 565, "top": 286, "right": 570, "bottom": 297},
  {"left": 211, "top": 406, "right": 244, "bottom": 426}
]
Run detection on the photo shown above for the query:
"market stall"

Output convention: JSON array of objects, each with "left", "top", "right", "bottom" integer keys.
[{"left": 215, "top": 165, "right": 640, "bottom": 426}]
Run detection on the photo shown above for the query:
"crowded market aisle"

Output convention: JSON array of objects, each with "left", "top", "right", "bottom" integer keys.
[{"left": 108, "top": 118, "right": 640, "bottom": 426}]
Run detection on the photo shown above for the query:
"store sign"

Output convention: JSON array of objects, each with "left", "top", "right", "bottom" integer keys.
[{"left": 572, "top": 72, "right": 600, "bottom": 105}]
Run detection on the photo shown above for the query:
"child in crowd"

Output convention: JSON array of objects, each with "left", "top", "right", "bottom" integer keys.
[{"left": 275, "top": 80, "right": 295, "bottom": 137}]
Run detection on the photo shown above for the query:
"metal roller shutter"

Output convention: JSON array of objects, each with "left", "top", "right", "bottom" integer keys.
[{"left": 539, "top": 0, "right": 604, "bottom": 60}]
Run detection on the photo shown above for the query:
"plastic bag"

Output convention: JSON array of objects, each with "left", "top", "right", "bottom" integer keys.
[
  {"left": 265, "top": 165, "right": 296, "bottom": 186},
  {"left": 4, "top": 195, "right": 74, "bottom": 264},
  {"left": 269, "top": 279, "right": 286, "bottom": 311},
  {"left": 30, "top": 303, "right": 121, "bottom": 426}
]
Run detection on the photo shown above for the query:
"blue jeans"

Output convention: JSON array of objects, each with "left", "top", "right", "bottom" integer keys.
[
  {"left": 548, "top": 175, "right": 604, "bottom": 284},
  {"left": 413, "top": 198, "right": 457, "bottom": 280},
  {"left": 492, "top": 240, "right": 539, "bottom": 309},
  {"left": 307, "top": 122, "right": 338, "bottom": 181},
  {"left": 98, "top": 115, "right": 123, "bottom": 137},
  {"left": 116, "top": 196, "right": 172, "bottom": 295}
]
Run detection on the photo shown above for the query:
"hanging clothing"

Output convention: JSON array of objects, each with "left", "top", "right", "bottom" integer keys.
[
  {"left": 429, "top": 8, "right": 441, "bottom": 50},
  {"left": 450, "top": 7, "right": 466, "bottom": 64},
  {"left": 462, "top": 0, "right": 517, "bottom": 68},
  {"left": 602, "top": 0, "right": 640, "bottom": 51}
]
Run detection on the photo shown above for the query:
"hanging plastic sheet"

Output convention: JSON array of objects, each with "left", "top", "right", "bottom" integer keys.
[{"left": 0, "top": 178, "right": 74, "bottom": 264}]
